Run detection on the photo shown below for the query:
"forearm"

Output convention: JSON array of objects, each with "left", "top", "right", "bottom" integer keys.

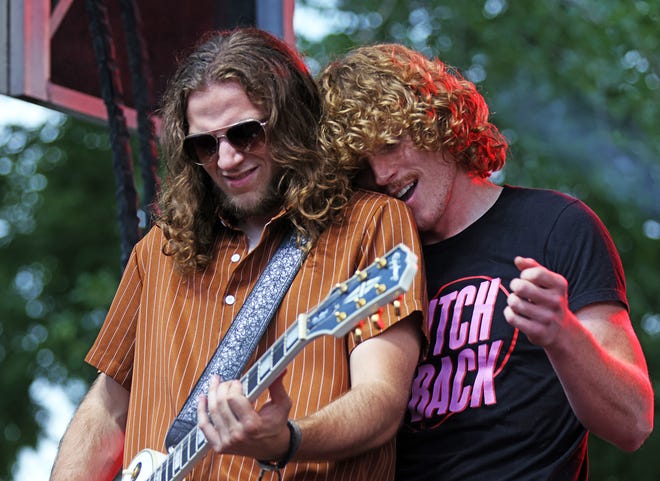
[
  {"left": 506, "top": 259, "right": 653, "bottom": 451},
  {"left": 50, "top": 374, "right": 128, "bottom": 481},
  {"left": 546, "top": 313, "right": 653, "bottom": 450},
  {"left": 294, "top": 316, "right": 421, "bottom": 461},
  {"left": 50, "top": 411, "right": 124, "bottom": 481},
  {"left": 294, "top": 380, "right": 407, "bottom": 461}
]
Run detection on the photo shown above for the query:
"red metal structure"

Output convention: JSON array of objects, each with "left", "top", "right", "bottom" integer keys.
[
  {"left": 1, "top": 0, "right": 295, "bottom": 126},
  {"left": 1, "top": 0, "right": 295, "bottom": 266}
]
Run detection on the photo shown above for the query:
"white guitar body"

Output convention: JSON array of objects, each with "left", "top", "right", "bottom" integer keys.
[
  {"left": 119, "top": 244, "right": 418, "bottom": 481},
  {"left": 122, "top": 449, "right": 167, "bottom": 481}
]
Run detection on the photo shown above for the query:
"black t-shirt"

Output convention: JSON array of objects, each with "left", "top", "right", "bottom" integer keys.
[{"left": 396, "top": 186, "right": 627, "bottom": 481}]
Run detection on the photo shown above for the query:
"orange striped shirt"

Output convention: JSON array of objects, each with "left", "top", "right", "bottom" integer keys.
[{"left": 85, "top": 189, "right": 425, "bottom": 481}]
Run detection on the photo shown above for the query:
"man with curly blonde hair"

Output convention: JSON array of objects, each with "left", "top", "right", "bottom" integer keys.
[
  {"left": 50, "top": 30, "right": 426, "bottom": 481},
  {"left": 318, "top": 44, "right": 653, "bottom": 480}
]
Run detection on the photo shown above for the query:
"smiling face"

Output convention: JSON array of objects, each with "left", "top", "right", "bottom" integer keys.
[
  {"left": 364, "top": 137, "right": 459, "bottom": 244},
  {"left": 186, "top": 81, "right": 282, "bottom": 223}
]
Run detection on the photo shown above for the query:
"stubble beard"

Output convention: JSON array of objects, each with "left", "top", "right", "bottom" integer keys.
[{"left": 216, "top": 177, "right": 284, "bottom": 223}]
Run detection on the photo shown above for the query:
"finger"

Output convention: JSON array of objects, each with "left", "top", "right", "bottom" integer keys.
[
  {"left": 204, "top": 376, "right": 232, "bottom": 444},
  {"left": 507, "top": 291, "right": 533, "bottom": 316},
  {"left": 503, "top": 305, "right": 534, "bottom": 330},
  {"left": 197, "top": 394, "right": 222, "bottom": 449},
  {"left": 513, "top": 256, "right": 539, "bottom": 271},
  {"left": 509, "top": 277, "right": 540, "bottom": 303},
  {"left": 503, "top": 305, "right": 520, "bottom": 325},
  {"left": 514, "top": 257, "right": 552, "bottom": 286},
  {"left": 267, "top": 371, "right": 291, "bottom": 407},
  {"left": 516, "top": 260, "right": 568, "bottom": 295},
  {"left": 197, "top": 393, "right": 210, "bottom": 425},
  {"left": 207, "top": 378, "right": 245, "bottom": 441},
  {"left": 507, "top": 292, "right": 547, "bottom": 321},
  {"left": 206, "top": 374, "right": 221, "bottom": 406},
  {"left": 504, "top": 305, "right": 545, "bottom": 342},
  {"left": 223, "top": 381, "right": 254, "bottom": 425},
  {"left": 206, "top": 375, "right": 227, "bottom": 421}
]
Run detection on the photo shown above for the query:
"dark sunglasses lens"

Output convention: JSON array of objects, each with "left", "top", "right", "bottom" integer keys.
[
  {"left": 227, "top": 121, "right": 265, "bottom": 150},
  {"left": 184, "top": 135, "right": 217, "bottom": 163}
]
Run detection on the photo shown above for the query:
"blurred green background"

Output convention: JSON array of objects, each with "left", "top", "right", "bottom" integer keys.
[{"left": 1, "top": 1, "right": 657, "bottom": 479}]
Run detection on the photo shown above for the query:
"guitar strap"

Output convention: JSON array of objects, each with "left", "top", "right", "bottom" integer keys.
[{"left": 165, "top": 229, "right": 307, "bottom": 450}]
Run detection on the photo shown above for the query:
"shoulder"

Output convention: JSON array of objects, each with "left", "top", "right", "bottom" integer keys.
[
  {"left": 343, "top": 189, "right": 414, "bottom": 219},
  {"left": 502, "top": 185, "right": 579, "bottom": 207},
  {"left": 128, "top": 225, "right": 169, "bottom": 267},
  {"left": 134, "top": 225, "right": 166, "bottom": 251},
  {"left": 501, "top": 185, "right": 601, "bottom": 224},
  {"left": 349, "top": 188, "right": 400, "bottom": 205}
]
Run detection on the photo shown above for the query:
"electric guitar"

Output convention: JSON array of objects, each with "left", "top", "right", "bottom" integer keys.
[{"left": 122, "top": 243, "right": 418, "bottom": 481}]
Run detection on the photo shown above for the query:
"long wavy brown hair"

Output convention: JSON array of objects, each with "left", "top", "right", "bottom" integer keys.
[
  {"left": 317, "top": 43, "right": 508, "bottom": 180},
  {"left": 157, "top": 28, "right": 351, "bottom": 274}
]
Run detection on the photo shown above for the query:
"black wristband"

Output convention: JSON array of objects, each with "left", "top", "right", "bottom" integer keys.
[{"left": 257, "top": 419, "right": 302, "bottom": 471}]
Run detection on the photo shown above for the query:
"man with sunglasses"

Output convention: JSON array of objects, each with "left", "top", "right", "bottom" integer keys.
[
  {"left": 49, "top": 29, "right": 425, "bottom": 481},
  {"left": 317, "top": 44, "right": 653, "bottom": 480}
]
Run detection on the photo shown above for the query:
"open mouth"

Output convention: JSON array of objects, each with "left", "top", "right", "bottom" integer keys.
[{"left": 395, "top": 180, "right": 417, "bottom": 202}]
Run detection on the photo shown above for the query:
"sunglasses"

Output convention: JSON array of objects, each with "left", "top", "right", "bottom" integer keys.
[{"left": 183, "top": 119, "right": 267, "bottom": 165}]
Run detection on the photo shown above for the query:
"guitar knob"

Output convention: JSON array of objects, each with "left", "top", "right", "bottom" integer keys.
[{"left": 393, "top": 298, "right": 402, "bottom": 317}]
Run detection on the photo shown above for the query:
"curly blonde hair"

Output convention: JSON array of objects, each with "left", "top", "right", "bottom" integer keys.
[
  {"left": 317, "top": 43, "right": 508, "bottom": 179},
  {"left": 157, "top": 28, "right": 351, "bottom": 274}
]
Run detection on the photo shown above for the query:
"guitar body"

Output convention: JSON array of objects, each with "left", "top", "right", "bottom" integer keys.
[{"left": 122, "top": 449, "right": 167, "bottom": 481}]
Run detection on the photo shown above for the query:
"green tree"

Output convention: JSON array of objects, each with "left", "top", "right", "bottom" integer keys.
[
  {"left": 297, "top": 0, "right": 659, "bottom": 479},
  {"left": 0, "top": 115, "right": 121, "bottom": 480}
]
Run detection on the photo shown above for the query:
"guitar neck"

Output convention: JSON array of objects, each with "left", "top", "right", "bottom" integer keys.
[
  {"left": 241, "top": 312, "right": 310, "bottom": 402},
  {"left": 149, "top": 317, "right": 310, "bottom": 481}
]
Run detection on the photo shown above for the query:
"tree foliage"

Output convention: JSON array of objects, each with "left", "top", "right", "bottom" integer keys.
[
  {"left": 0, "top": 1, "right": 658, "bottom": 480},
  {"left": 0, "top": 116, "right": 121, "bottom": 480}
]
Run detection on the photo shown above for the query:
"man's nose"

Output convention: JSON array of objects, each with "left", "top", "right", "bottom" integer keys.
[
  {"left": 215, "top": 138, "right": 243, "bottom": 169},
  {"left": 369, "top": 157, "right": 396, "bottom": 186}
]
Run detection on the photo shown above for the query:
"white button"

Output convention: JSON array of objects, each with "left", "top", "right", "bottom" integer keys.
[
  {"left": 225, "top": 295, "right": 236, "bottom": 305},
  {"left": 231, "top": 253, "right": 240, "bottom": 263}
]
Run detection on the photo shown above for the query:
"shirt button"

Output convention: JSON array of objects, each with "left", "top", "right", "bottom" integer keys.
[
  {"left": 231, "top": 253, "right": 240, "bottom": 263},
  {"left": 225, "top": 295, "right": 236, "bottom": 305}
]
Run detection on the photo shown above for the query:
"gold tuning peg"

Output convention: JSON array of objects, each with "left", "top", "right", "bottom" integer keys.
[{"left": 335, "top": 311, "right": 347, "bottom": 322}]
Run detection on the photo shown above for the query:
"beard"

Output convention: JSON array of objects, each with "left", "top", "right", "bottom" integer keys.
[{"left": 215, "top": 175, "right": 284, "bottom": 223}]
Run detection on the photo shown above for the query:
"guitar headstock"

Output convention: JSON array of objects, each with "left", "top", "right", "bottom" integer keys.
[{"left": 301, "top": 243, "right": 418, "bottom": 340}]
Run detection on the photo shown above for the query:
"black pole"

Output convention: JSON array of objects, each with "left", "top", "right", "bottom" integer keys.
[
  {"left": 118, "top": 0, "right": 161, "bottom": 229},
  {"left": 84, "top": 0, "right": 140, "bottom": 269}
]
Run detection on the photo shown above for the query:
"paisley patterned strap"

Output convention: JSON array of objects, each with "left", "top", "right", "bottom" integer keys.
[{"left": 165, "top": 230, "right": 306, "bottom": 449}]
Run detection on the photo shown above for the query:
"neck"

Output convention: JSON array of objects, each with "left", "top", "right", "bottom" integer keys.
[
  {"left": 239, "top": 214, "right": 275, "bottom": 252},
  {"left": 424, "top": 174, "right": 502, "bottom": 244},
  {"left": 239, "top": 219, "right": 267, "bottom": 251}
]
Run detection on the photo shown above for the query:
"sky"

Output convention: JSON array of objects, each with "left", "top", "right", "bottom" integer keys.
[
  {"left": 0, "top": 95, "right": 60, "bottom": 129},
  {"left": 2, "top": 3, "right": 336, "bottom": 479}
]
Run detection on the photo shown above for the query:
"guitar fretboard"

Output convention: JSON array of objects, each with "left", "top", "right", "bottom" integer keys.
[
  {"left": 149, "top": 426, "right": 207, "bottom": 481},
  {"left": 243, "top": 312, "right": 309, "bottom": 401}
]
